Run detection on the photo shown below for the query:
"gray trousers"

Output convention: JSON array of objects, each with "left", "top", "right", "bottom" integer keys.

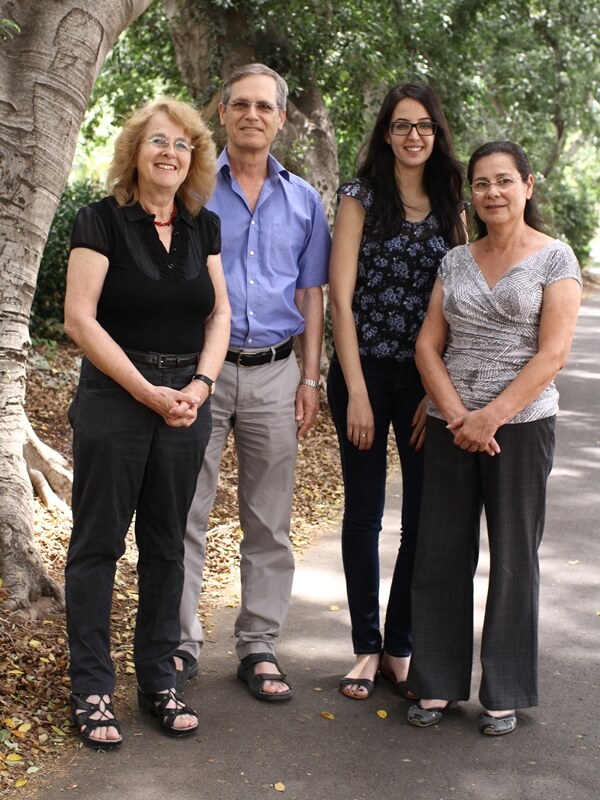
[
  {"left": 179, "top": 353, "right": 300, "bottom": 661},
  {"left": 408, "top": 415, "right": 555, "bottom": 710}
]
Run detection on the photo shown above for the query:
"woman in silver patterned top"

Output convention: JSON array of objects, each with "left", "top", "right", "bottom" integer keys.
[{"left": 406, "top": 141, "right": 581, "bottom": 735}]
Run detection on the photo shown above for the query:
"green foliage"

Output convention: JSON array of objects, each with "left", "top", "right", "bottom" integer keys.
[
  {"left": 80, "top": 3, "right": 190, "bottom": 151},
  {"left": 0, "top": 17, "right": 20, "bottom": 40},
  {"left": 31, "top": 180, "right": 104, "bottom": 339},
  {"left": 74, "top": 0, "right": 600, "bottom": 264}
]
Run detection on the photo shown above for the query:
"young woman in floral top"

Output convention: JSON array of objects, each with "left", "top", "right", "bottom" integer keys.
[{"left": 327, "top": 82, "right": 466, "bottom": 699}]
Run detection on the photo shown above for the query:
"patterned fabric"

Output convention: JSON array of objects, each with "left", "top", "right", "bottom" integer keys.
[
  {"left": 429, "top": 240, "right": 581, "bottom": 423},
  {"left": 339, "top": 178, "right": 450, "bottom": 362}
]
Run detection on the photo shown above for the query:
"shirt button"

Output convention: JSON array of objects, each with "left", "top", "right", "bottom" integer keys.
[
  {"left": 249, "top": 250, "right": 255, "bottom": 256},
  {"left": 249, "top": 280, "right": 255, "bottom": 285},
  {"left": 251, "top": 220, "right": 256, "bottom": 225},
  {"left": 249, "top": 310, "right": 254, "bottom": 316}
]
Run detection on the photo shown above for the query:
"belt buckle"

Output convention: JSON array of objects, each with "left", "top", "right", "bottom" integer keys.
[
  {"left": 236, "top": 351, "right": 245, "bottom": 366},
  {"left": 158, "top": 354, "right": 176, "bottom": 368}
]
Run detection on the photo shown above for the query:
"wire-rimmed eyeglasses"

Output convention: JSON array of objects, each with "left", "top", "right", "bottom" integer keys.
[{"left": 144, "top": 136, "right": 195, "bottom": 153}]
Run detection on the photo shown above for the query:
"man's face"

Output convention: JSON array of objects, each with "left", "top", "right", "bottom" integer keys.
[{"left": 219, "top": 74, "right": 285, "bottom": 154}]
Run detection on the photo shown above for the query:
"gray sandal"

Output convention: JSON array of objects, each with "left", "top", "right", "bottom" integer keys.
[
  {"left": 407, "top": 701, "right": 449, "bottom": 727},
  {"left": 479, "top": 712, "right": 517, "bottom": 736}
]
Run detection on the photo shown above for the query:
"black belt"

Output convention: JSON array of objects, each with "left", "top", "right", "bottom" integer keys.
[
  {"left": 123, "top": 348, "right": 198, "bottom": 368},
  {"left": 225, "top": 338, "right": 294, "bottom": 367}
]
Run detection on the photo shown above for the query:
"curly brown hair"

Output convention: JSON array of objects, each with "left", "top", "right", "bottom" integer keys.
[{"left": 107, "top": 97, "right": 216, "bottom": 215}]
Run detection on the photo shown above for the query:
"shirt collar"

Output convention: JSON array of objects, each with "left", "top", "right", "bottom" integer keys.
[{"left": 217, "top": 148, "right": 290, "bottom": 183}]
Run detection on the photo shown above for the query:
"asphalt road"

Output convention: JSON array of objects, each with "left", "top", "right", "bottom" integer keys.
[{"left": 37, "top": 288, "right": 600, "bottom": 800}]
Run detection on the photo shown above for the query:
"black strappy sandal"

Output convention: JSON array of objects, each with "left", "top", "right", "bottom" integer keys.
[
  {"left": 137, "top": 687, "right": 198, "bottom": 738},
  {"left": 70, "top": 694, "right": 123, "bottom": 750}
]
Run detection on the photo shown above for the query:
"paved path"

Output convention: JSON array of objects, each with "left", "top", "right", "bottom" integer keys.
[{"left": 38, "top": 289, "right": 600, "bottom": 800}]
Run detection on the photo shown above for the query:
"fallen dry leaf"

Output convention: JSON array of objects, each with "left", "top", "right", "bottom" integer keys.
[{"left": 320, "top": 711, "right": 335, "bottom": 720}]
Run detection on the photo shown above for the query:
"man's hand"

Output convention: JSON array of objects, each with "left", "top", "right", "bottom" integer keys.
[{"left": 295, "top": 384, "right": 320, "bottom": 438}]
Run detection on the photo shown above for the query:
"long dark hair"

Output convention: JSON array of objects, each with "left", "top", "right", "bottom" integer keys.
[
  {"left": 357, "top": 82, "right": 465, "bottom": 245},
  {"left": 467, "top": 141, "right": 546, "bottom": 239}
]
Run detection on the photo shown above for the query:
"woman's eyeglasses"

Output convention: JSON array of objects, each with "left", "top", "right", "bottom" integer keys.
[
  {"left": 389, "top": 121, "right": 438, "bottom": 136},
  {"left": 144, "top": 136, "right": 195, "bottom": 153},
  {"left": 470, "top": 177, "right": 520, "bottom": 194}
]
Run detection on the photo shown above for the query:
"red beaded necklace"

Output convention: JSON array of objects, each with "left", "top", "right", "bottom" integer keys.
[{"left": 153, "top": 204, "right": 177, "bottom": 227}]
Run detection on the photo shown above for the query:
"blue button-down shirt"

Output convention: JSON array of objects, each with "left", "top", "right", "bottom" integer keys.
[{"left": 206, "top": 149, "right": 331, "bottom": 348}]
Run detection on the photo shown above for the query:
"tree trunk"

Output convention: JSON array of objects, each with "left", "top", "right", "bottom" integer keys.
[
  {"left": 0, "top": 0, "right": 153, "bottom": 610},
  {"left": 164, "top": 0, "right": 339, "bottom": 222}
]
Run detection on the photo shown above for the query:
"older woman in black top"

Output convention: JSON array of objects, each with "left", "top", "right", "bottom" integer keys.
[{"left": 64, "top": 97, "right": 230, "bottom": 748}]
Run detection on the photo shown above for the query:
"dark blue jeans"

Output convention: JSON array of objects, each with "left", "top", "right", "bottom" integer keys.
[{"left": 327, "top": 354, "right": 425, "bottom": 656}]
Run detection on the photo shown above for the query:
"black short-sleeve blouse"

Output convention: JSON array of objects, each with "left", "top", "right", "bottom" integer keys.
[{"left": 70, "top": 196, "right": 220, "bottom": 354}]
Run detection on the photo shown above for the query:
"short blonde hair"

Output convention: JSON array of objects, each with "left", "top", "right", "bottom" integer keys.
[{"left": 107, "top": 97, "right": 216, "bottom": 215}]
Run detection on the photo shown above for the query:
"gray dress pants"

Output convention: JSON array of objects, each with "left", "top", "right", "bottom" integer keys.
[
  {"left": 179, "top": 353, "right": 300, "bottom": 661},
  {"left": 408, "top": 415, "right": 555, "bottom": 710}
]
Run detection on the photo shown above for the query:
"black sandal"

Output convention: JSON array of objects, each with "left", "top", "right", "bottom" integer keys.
[
  {"left": 237, "top": 653, "right": 293, "bottom": 702},
  {"left": 70, "top": 694, "right": 123, "bottom": 750},
  {"left": 138, "top": 687, "right": 198, "bottom": 737}
]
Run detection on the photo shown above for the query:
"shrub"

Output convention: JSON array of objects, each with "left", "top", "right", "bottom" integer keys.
[{"left": 31, "top": 179, "right": 104, "bottom": 339}]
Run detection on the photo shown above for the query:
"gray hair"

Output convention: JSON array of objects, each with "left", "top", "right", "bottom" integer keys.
[{"left": 221, "top": 63, "right": 288, "bottom": 110}]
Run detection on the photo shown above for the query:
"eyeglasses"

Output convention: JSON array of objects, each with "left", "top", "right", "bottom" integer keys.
[
  {"left": 226, "top": 99, "right": 279, "bottom": 115},
  {"left": 470, "top": 177, "right": 520, "bottom": 194},
  {"left": 389, "top": 120, "right": 438, "bottom": 136},
  {"left": 144, "top": 136, "right": 195, "bottom": 153}
]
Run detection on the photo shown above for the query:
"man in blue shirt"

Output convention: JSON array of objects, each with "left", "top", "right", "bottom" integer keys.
[{"left": 176, "top": 64, "right": 331, "bottom": 701}]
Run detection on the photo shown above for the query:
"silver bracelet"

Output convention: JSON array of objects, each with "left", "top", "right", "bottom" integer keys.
[{"left": 299, "top": 377, "right": 321, "bottom": 390}]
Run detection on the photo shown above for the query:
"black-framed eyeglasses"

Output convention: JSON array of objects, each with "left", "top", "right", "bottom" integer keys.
[
  {"left": 226, "top": 99, "right": 279, "bottom": 115},
  {"left": 470, "top": 177, "right": 520, "bottom": 194},
  {"left": 389, "top": 120, "right": 438, "bottom": 136},
  {"left": 144, "top": 136, "right": 195, "bottom": 153}
]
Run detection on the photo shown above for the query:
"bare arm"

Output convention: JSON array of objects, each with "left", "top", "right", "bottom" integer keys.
[
  {"left": 328, "top": 195, "right": 374, "bottom": 450},
  {"left": 449, "top": 277, "right": 581, "bottom": 450},
  {"left": 294, "top": 284, "right": 324, "bottom": 438},
  {"left": 64, "top": 247, "right": 198, "bottom": 426},
  {"left": 181, "top": 253, "right": 231, "bottom": 404}
]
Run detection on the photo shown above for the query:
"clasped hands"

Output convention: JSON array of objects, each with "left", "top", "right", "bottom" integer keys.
[
  {"left": 447, "top": 408, "right": 501, "bottom": 456},
  {"left": 147, "top": 384, "right": 208, "bottom": 427}
]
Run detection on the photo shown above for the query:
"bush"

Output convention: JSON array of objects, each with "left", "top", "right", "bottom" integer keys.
[
  {"left": 31, "top": 179, "right": 104, "bottom": 339},
  {"left": 540, "top": 173, "right": 599, "bottom": 268}
]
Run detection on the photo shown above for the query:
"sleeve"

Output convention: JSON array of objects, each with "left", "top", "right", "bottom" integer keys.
[
  {"left": 204, "top": 209, "right": 221, "bottom": 255},
  {"left": 295, "top": 187, "right": 331, "bottom": 289},
  {"left": 69, "top": 204, "right": 110, "bottom": 257},
  {"left": 337, "top": 178, "right": 372, "bottom": 211},
  {"left": 545, "top": 241, "right": 582, "bottom": 287}
]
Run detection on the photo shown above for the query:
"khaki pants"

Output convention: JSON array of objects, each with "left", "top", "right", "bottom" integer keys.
[{"left": 179, "top": 353, "right": 300, "bottom": 661}]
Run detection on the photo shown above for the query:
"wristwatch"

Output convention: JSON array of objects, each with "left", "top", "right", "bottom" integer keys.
[
  {"left": 299, "top": 377, "right": 321, "bottom": 390},
  {"left": 193, "top": 373, "right": 215, "bottom": 394}
]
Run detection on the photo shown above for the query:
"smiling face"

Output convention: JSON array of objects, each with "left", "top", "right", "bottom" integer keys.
[
  {"left": 218, "top": 73, "right": 285, "bottom": 157},
  {"left": 470, "top": 153, "right": 533, "bottom": 227},
  {"left": 135, "top": 111, "right": 193, "bottom": 195},
  {"left": 384, "top": 97, "right": 436, "bottom": 170}
]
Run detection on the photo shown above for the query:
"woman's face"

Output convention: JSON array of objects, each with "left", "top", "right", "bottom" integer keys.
[
  {"left": 470, "top": 153, "right": 533, "bottom": 227},
  {"left": 135, "top": 111, "right": 193, "bottom": 196},
  {"left": 384, "top": 97, "right": 436, "bottom": 170}
]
